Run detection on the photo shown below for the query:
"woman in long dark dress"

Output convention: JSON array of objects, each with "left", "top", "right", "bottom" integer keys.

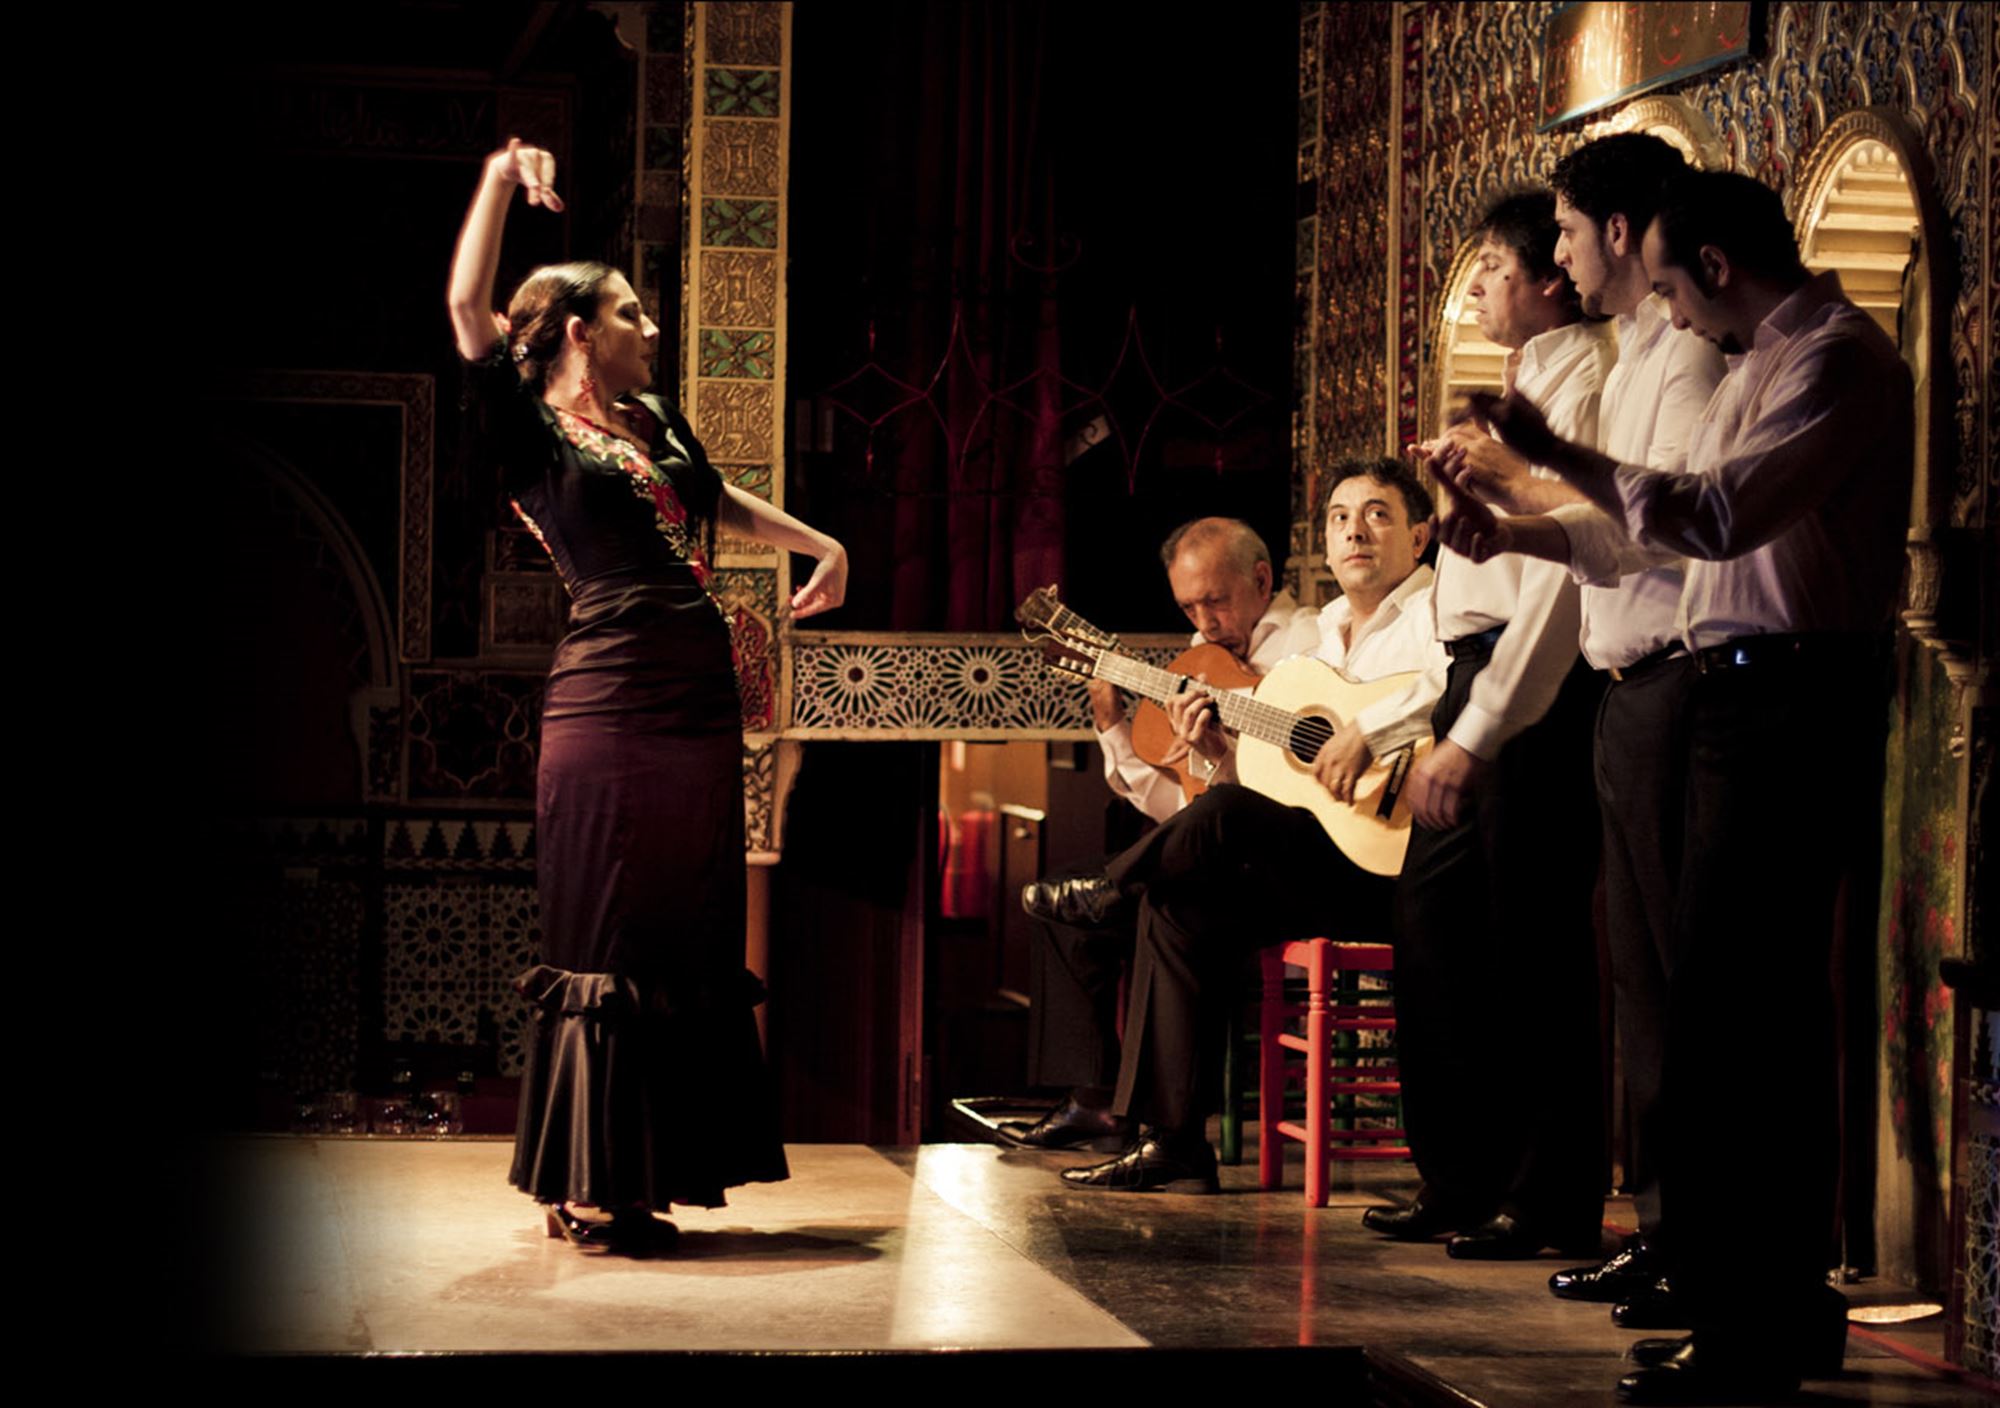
[{"left": 448, "top": 139, "right": 847, "bottom": 1252}]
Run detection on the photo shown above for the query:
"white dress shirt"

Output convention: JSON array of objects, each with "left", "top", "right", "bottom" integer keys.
[
  {"left": 1434, "top": 319, "right": 1616, "bottom": 758},
  {"left": 1314, "top": 564, "right": 1450, "bottom": 758},
  {"left": 1098, "top": 589, "right": 1321, "bottom": 822},
  {"left": 1547, "top": 294, "right": 1728, "bottom": 669},
  {"left": 1611, "top": 273, "right": 1913, "bottom": 649}
]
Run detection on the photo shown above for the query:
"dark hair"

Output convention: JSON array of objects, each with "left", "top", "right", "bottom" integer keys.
[
  {"left": 1549, "top": 132, "right": 1687, "bottom": 236},
  {"left": 1158, "top": 517, "right": 1272, "bottom": 577},
  {"left": 1321, "top": 456, "right": 1435, "bottom": 527},
  {"left": 1648, "top": 170, "right": 1807, "bottom": 285},
  {"left": 504, "top": 260, "right": 621, "bottom": 387},
  {"left": 1473, "top": 186, "right": 1581, "bottom": 317}
]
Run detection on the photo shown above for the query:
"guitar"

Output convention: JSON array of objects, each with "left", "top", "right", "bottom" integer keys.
[{"left": 1016, "top": 586, "right": 1426, "bottom": 877}]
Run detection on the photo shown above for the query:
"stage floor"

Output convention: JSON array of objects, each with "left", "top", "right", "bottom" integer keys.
[{"left": 216, "top": 1136, "right": 1983, "bottom": 1404}]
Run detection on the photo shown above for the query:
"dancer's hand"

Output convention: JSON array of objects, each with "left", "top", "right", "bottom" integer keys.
[
  {"left": 490, "top": 137, "right": 565, "bottom": 212},
  {"left": 790, "top": 544, "right": 848, "bottom": 619}
]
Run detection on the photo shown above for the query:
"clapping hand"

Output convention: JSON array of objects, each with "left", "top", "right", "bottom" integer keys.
[
  {"left": 1430, "top": 442, "right": 1513, "bottom": 564},
  {"left": 1463, "top": 389, "right": 1557, "bottom": 464}
]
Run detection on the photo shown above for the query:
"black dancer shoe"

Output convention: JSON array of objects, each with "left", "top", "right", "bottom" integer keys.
[
  {"left": 1021, "top": 874, "right": 1125, "bottom": 928},
  {"left": 996, "top": 1094, "right": 1134, "bottom": 1152},
  {"left": 545, "top": 1203, "right": 678, "bottom": 1255},
  {"left": 1446, "top": 1211, "right": 1603, "bottom": 1260},
  {"left": 1361, "top": 1190, "right": 1464, "bottom": 1241},
  {"left": 1552, "top": 1234, "right": 1663, "bottom": 1301},
  {"left": 1059, "top": 1136, "right": 1219, "bottom": 1193},
  {"left": 1611, "top": 1279, "right": 1689, "bottom": 1329}
]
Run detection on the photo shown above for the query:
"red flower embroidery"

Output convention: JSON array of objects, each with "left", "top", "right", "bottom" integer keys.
[{"left": 550, "top": 408, "right": 736, "bottom": 659}]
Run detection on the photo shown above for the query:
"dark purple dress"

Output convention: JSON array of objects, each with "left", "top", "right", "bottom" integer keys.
[{"left": 463, "top": 348, "right": 788, "bottom": 1209}]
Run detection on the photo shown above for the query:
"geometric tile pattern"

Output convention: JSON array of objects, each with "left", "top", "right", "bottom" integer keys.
[
  {"left": 698, "top": 326, "right": 777, "bottom": 377},
  {"left": 789, "top": 636, "right": 1185, "bottom": 738},
  {"left": 1967, "top": 1105, "right": 1999, "bottom": 1377},
  {"left": 253, "top": 876, "right": 365, "bottom": 1098},
  {"left": 706, "top": 67, "right": 780, "bottom": 117},
  {"left": 381, "top": 880, "right": 542, "bottom": 1078},
  {"left": 702, "top": 196, "right": 779, "bottom": 247},
  {"left": 706, "top": 2, "right": 783, "bottom": 66},
  {"left": 702, "top": 120, "right": 782, "bottom": 195}
]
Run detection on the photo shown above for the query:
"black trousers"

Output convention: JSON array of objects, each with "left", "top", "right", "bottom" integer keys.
[
  {"left": 1025, "top": 858, "right": 1131, "bottom": 1091},
  {"left": 1106, "top": 785, "right": 1394, "bottom": 1139},
  {"left": 1393, "top": 651, "right": 1606, "bottom": 1232},
  {"left": 1664, "top": 648, "right": 1881, "bottom": 1362},
  {"left": 1595, "top": 655, "right": 1694, "bottom": 1241}
]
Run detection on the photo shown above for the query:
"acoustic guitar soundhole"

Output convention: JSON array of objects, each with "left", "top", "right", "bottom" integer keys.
[{"left": 1287, "top": 715, "right": 1334, "bottom": 764}]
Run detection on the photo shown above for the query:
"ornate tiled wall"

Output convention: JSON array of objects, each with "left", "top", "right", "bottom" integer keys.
[
  {"left": 687, "top": 1, "right": 790, "bottom": 736},
  {"left": 1293, "top": 2, "right": 1397, "bottom": 607},
  {"left": 1306, "top": 0, "right": 1993, "bottom": 1312}
]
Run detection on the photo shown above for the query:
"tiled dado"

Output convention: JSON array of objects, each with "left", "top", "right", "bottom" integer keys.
[
  {"left": 787, "top": 633, "right": 1190, "bottom": 740},
  {"left": 689, "top": 4, "right": 789, "bottom": 738}
]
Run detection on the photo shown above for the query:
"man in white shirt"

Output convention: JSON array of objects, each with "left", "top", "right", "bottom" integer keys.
[
  {"left": 1095, "top": 518, "right": 1322, "bottom": 822},
  {"left": 1054, "top": 459, "right": 1447, "bottom": 1191},
  {"left": 1466, "top": 170, "right": 1911, "bottom": 1403},
  {"left": 1008, "top": 519, "right": 1317, "bottom": 1152},
  {"left": 1440, "top": 134, "right": 1729, "bottom": 1316},
  {"left": 1372, "top": 191, "right": 1614, "bottom": 1261}
]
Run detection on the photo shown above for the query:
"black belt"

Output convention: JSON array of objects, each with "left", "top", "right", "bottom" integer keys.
[
  {"left": 1443, "top": 625, "right": 1505, "bottom": 659},
  {"left": 1693, "top": 632, "right": 1870, "bottom": 675},
  {"left": 1605, "top": 643, "right": 1688, "bottom": 683}
]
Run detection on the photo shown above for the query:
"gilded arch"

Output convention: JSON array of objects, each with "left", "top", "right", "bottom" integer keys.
[{"left": 1790, "top": 108, "right": 1966, "bottom": 674}]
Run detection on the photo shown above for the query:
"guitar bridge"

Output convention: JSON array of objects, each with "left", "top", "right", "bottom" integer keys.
[{"left": 1376, "top": 747, "right": 1413, "bottom": 819}]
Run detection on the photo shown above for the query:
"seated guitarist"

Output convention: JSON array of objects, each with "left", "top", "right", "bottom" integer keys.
[
  {"left": 1095, "top": 517, "right": 1321, "bottom": 821},
  {"left": 1002, "top": 518, "right": 1318, "bottom": 1155},
  {"left": 1045, "top": 458, "right": 1446, "bottom": 1192}
]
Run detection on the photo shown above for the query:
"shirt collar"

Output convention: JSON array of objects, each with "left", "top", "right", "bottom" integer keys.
[
  {"left": 1316, "top": 563, "right": 1433, "bottom": 634},
  {"left": 1619, "top": 292, "right": 1670, "bottom": 347},
  {"left": 1515, "top": 318, "right": 1607, "bottom": 381},
  {"left": 1755, "top": 270, "right": 1846, "bottom": 350}
]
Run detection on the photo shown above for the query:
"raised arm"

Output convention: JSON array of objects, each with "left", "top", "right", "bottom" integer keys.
[
  {"left": 716, "top": 485, "right": 850, "bottom": 619},
  {"left": 447, "top": 139, "right": 566, "bottom": 361}
]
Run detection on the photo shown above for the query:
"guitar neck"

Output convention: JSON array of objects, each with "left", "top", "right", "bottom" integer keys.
[{"left": 1091, "top": 651, "right": 1312, "bottom": 747}]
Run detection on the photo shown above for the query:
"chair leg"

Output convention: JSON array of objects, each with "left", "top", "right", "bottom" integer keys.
[
  {"left": 1259, "top": 947, "right": 1285, "bottom": 1190},
  {"left": 1305, "top": 939, "right": 1330, "bottom": 1209}
]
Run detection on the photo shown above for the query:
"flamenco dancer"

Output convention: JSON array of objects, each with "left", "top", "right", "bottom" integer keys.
[{"left": 448, "top": 139, "right": 848, "bottom": 1252}]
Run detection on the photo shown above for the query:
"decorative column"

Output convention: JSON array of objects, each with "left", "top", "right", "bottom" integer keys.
[{"left": 684, "top": 1, "right": 796, "bottom": 862}]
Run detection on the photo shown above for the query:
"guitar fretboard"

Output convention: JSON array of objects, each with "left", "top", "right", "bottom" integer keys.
[{"left": 1090, "top": 652, "right": 1337, "bottom": 762}]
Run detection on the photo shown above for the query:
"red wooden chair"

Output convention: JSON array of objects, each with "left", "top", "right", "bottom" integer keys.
[{"left": 1258, "top": 938, "right": 1409, "bottom": 1206}]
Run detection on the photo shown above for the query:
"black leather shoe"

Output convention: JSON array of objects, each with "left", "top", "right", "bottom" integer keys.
[
  {"left": 1626, "top": 1335, "right": 1692, "bottom": 1369},
  {"left": 1447, "top": 1211, "right": 1602, "bottom": 1261},
  {"left": 1021, "top": 874, "right": 1125, "bottom": 928},
  {"left": 1616, "top": 1350, "right": 1799, "bottom": 1404},
  {"left": 1626, "top": 1300, "right": 1845, "bottom": 1379},
  {"left": 996, "top": 1095, "right": 1134, "bottom": 1152},
  {"left": 1059, "top": 1137, "right": 1219, "bottom": 1193},
  {"left": 1612, "top": 1279, "right": 1689, "bottom": 1329},
  {"left": 1551, "top": 1235, "right": 1662, "bottom": 1302},
  {"left": 1361, "top": 1193, "right": 1463, "bottom": 1241}
]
